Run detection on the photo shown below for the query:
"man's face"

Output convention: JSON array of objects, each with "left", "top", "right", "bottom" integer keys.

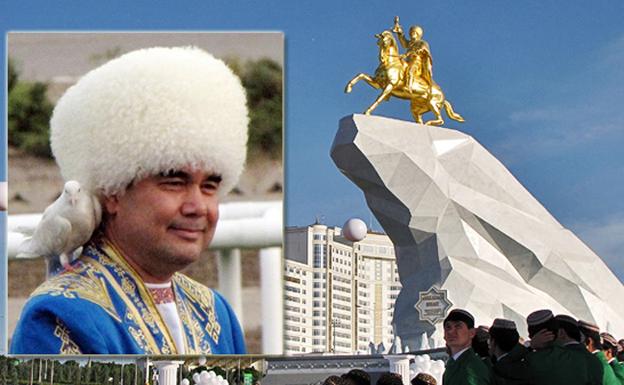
[
  {"left": 444, "top": 320, "right": 475, "bottom": 352},
  {"left": 409, "top": 27, "right": 422, "bottom": 40},
  {"left": 104, "top": 167, "right": 221, "bottom": 281},
  {"left": 605, "top": 348, "right": 614, "bottom": 360}
]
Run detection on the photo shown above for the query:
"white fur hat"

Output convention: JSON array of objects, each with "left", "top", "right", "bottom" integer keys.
[{"left": 50, "top": 46, "right": 248, "bottom": 196}]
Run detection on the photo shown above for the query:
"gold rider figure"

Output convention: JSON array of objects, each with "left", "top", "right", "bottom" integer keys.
[
  {"left": 344, "top": 16, "right": 464, "bottom": 125},
  {"left": 393, "top": 16, "right": 433, "bottom": 95}
]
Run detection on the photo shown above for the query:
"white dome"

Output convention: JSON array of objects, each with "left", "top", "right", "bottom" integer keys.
[{"left": 342, "top": 218, "right": 367, "bottom": 241}]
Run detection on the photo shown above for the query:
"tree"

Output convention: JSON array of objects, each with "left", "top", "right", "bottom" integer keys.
[
  {"left": 8, "top": 58, "right": 18, "bottom": 93},
  {"left": 226, "top": 57, "right": 283, "bottom": 160},
  {"left": 63, "top": 360, "right": 80, "bottom": 384},
  {"left": 0, "top": 356, "right": 7, "bottom": 385},
  {"left": 8, "top": 358, "right": 19, "bottom": 385},
  {"left": 82, "top": 360, "right": 92, "bottom": 384},
  {"left": 7, "top": 58, "right": 54, "bottom": 157},
  {"left": 110, "top": 364, "right": 121, "bottom": 385}
]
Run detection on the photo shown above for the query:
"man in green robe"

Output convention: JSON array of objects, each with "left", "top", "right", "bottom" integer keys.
[
  {"left": 579, "top": 320, "right": 620, "bottom": 385},
  {"left": 473, "top": 325, "right": 493, "bottom": 371},
  {"left": 442, "top": 309, "right": 491, "bottom": 385},
  {"left": 488, "top": 318, "right": 530, "bottom": 385},
  {"left": 525, "top": 310, "right": 602, "bottom": 385},
  {"left": 554, "top": 314, "right": 602, "bottom": 385},
  {"left": 601, "top": 332, "right": 624, "bottom": 385}
]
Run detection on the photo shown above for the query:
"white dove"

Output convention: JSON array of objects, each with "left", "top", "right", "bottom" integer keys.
[{"left": 17, "top": 180, "right": 102, "bottom": 276}]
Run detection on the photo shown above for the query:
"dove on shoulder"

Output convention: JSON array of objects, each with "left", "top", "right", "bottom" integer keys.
[{"left": 17, "top": 180, "right": 101, "bottom": 275}]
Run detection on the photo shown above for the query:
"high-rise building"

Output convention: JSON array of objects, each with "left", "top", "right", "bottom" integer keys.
[{"left": 284, "top": 223, "right": 401, "bottom": 354}]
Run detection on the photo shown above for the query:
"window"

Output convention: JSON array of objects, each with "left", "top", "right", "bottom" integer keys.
[{"left": 313, "top": 244, "right": 326, "bottom": 268}]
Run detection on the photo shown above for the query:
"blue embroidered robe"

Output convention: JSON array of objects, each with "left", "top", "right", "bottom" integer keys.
[{"left": 10, "top": 238, "right": 246, "bottom": 354}]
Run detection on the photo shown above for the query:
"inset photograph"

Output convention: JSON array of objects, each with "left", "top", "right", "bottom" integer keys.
[{"left": 6, "top": 32, "right": 283, "bottom": 355}]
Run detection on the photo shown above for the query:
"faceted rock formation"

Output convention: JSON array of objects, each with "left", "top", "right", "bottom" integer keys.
[{"left": 331, "top": 114, "right": 624, "bottom": 348}]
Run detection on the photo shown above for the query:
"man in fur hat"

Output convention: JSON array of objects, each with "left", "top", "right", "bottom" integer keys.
[{"left": 11, "top": 47, "right": 248, "bottom": 354}]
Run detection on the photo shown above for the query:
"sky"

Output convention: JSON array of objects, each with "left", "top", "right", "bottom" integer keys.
[{"left": 1, "top": 0, "right": 623, "bottom": 349}]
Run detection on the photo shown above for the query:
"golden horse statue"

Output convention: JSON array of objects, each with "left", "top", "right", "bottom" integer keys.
[{"left": 345, "top": 29, "right": 464, "bottom": 126}]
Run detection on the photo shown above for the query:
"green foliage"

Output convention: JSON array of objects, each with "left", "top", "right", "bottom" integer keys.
[
  {"left": 8, "top": 58, "right": 18, "bottom": 93},
  {"left": 227, "top": 57, "right": 283, "bottom": 160},
  {"left": 8, "top": 59, "right": 54, "bottom": 157},
  {"left": 122, "top": 364, "right": 138, "bottom": 385},
  {"left": 229, "top": 366, "right": 263, "bottom": 384},
  {"left": 0, "top": 356, "right": 146, "bottom": 385}
]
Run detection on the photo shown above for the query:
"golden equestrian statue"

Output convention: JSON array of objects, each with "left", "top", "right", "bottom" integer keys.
[{"left": 345, "top": 16, "right": 465, "bottom": 125}]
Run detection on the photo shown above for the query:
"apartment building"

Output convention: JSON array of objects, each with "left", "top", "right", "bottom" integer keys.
[{"left": 284, "top": 223, "right": 401, "bottom": 354}]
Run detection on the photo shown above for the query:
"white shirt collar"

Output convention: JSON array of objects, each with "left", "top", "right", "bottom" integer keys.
[{"left": 452, "top": 346, "right": 470, "bottom": 361}]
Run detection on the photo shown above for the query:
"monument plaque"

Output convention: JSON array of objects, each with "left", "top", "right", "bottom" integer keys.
[{"left": 415, "top": 286, "right": 452, "bottom": 324}]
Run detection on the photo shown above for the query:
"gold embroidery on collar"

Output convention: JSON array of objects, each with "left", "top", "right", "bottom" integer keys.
[
  {"left": 175, "top": 292, "right": 200, "bottom": 354},
  {"left": 54, "top": 318, "right": 82, "bottom": 354},
  {"left": 96, "top": 239, "right": 178, "bottom": 353},
  {"left": 87, "top": 256, "right": 166, "bottom": 354},
  {"left": 31, "top": 263, "right": 121, "bottom": 322},
  {"left": 127, "top": 325, "right": 152, "bottom": 354},
  {"left": 175, "top": 275, "right": 221, "bottom": 344}
]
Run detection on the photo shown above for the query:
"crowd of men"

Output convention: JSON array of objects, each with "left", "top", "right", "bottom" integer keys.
[
  {"left": 322, "top": 308, "right": 624, "bottom": 385},
  {"left": 467, "top": 308, "right": 624, "bottom": 385},
  {"left": 321, "top": 367, "right": 439, "bottom": 385}
]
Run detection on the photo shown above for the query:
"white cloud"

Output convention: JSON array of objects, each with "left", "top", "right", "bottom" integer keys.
[
  {"left": 499, "top": 33, "right": 624, "bottom": 160},
  {"left": 571, "top": 214, "right": 624, "bottom": 282}
]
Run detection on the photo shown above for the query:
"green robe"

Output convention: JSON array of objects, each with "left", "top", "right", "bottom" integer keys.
[
  {"left": 482, "top": 356, "right": 494, "bottom": 372},
  {"left": 595, "top": 351, "right": 620, "bottom": 385},
  {"left": 491, "top": 344, "right": 531, "bottom": 385},
  {"left": 561, "top": 343, "right": 603, "bottom": 385},
  {"left": 527, "top": 343, "right": 601, "bottom": 385},
  {"left": 609, "top": 359, "right": 624, "bottom": 385},
  {"left": 443, "top": 347, "right": 492, "bottom": 385}
]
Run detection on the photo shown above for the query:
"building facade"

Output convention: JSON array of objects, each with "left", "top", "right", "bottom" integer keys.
[{"left": 284, "top": 224, "right": 401, "bottom": 354}]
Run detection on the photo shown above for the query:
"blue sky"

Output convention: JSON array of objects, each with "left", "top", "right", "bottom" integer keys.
[{"left": 2, "top": 2, "right": 622, "bottom": 275}]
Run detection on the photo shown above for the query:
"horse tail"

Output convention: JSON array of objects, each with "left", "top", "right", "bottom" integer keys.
[{"left": 444, "top": 100, "right": 465, "bottom": 122}]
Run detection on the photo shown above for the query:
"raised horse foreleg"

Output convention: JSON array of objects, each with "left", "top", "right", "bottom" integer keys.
[
  {"left": 365, "top": 83, "right": 394, "bottom": 115},
  {"left": 345, "top": 73, "right": 380, "bottom": 93}
]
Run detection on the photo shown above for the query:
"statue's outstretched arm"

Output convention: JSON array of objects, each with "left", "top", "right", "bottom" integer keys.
[{"left": 393, "top": 16, "right": 409, "bottom": 49}]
